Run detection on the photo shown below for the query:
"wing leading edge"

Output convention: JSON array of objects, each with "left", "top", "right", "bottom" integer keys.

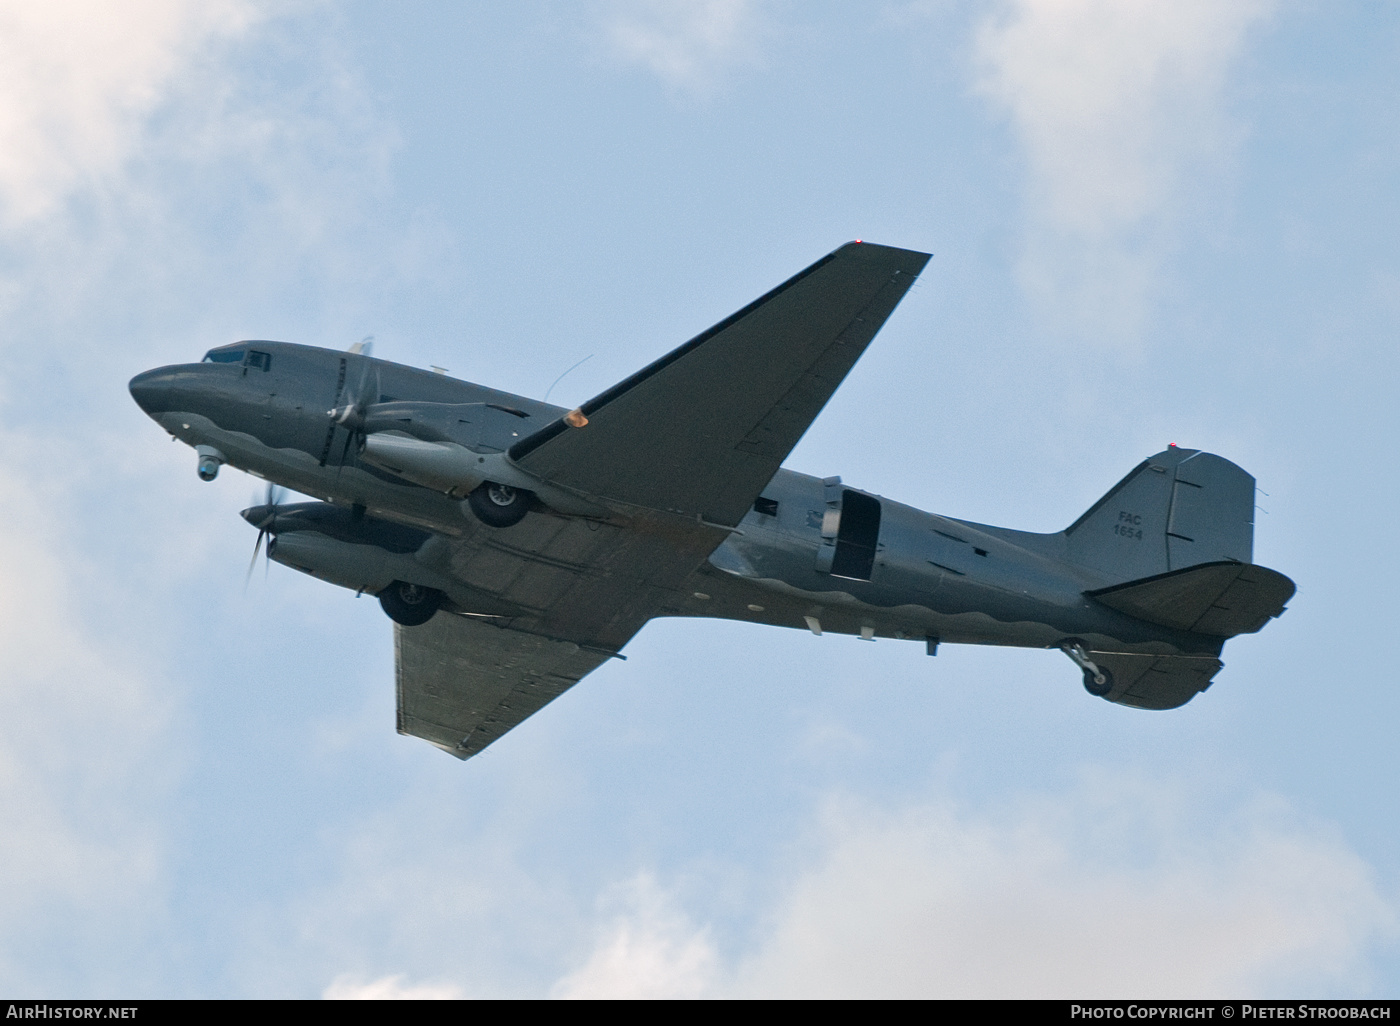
[{"left": 511, "top": 241, "right": 931, "bottom": 526}]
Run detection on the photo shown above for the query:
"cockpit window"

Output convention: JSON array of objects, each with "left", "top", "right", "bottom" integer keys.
[{"left": 201, "top": 348, "right": 271, "bottom": 372}]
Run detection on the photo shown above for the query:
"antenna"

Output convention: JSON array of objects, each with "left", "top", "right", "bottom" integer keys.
[{"left": 544, "top": 354, "right": 594, "bottom": 405}]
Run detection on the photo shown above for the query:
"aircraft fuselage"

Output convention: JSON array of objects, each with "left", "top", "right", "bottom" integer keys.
[{"left": 129, "top": 341, "right": 1222, "bottom": 669}]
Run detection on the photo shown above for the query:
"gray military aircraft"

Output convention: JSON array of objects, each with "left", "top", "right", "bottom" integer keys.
[{"left": 129, "top": 242, "right": 1294, "bottom": 760}]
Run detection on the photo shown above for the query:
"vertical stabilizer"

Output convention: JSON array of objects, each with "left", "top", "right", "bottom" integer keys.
[{"left": 1064, "top": 448, "right": 1254, "bottom": 583}]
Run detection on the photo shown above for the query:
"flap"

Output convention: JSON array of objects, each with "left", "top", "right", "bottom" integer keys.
[
  {"left": 509, "top": 241, "right": 930, "bottom": 526},
  {"left": 1088, "top": 560, "right": 1296, "bottom": 637}
]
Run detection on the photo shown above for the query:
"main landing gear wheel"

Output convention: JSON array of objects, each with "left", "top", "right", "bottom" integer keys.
[
  {"left": 378, "top": 580, "right": 441, "bottom": 626},
  {"left": 468, "top": 481, "right": 531, "bottom": 528}
]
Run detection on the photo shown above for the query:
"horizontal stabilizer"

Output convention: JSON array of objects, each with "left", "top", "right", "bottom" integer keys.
[
  {"left": 1089, "top": 651, "right": 1224, "bottom": 710},
  {"left": 1088, "top": 560, "right": 1295, "bottom": 638}
]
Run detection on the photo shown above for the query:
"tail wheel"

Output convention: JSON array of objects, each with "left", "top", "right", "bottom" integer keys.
[
  {"left": 378, "top": 580, "right": 441, "bottom": 626},
  {"left": 1083, "top": 666, "right": 1114, "bottom": 697},
  {"left": 468, "top": 481, "right": 531, "bottom": 527}
]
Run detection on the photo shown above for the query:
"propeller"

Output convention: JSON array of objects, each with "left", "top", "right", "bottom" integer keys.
[
  {"left": 240, "top": 481, "right": 286, "bottom": 585},
  {"left": 327, "top": 354, "right": 381, "bottom": 465}
]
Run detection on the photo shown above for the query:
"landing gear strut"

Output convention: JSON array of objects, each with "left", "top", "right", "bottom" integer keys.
[
  {"left": 1060, "top": 640, "right": 1114, "bottom": 697},
  {"left": 468, "top": 481, "right": 532, "bottom": 528},
  {"left": 378, "top": 580, "right": 441, "bottom": 626}
]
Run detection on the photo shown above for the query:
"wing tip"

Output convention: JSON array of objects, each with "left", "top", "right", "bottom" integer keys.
[{"left": 838, "top": 239, "right": 933, "bottom": 265}]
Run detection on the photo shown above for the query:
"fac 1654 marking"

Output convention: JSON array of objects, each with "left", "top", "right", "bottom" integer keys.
[{"left": 1115, "top": 510, "right": 1144, "bottom": 541}]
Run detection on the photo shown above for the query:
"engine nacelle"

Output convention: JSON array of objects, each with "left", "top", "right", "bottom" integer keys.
[
  {"left": 360, "top": 433, "right": 485, "bottom": 495},
  {"left": 359, "top": 433, "right": 609, "bottom": 518},
  {"left": 269, "top": 530, "right": 441, "bottom": 597}
]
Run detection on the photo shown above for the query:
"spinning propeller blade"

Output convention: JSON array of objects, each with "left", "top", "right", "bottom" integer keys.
[
  {"left": 335, "top": 358, "right": 381, "bottom": 464},
  {"left": 241, "top": 481, "right": 285, "bottom": 587}
]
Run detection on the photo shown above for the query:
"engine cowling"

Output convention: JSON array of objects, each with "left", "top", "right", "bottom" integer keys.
[{"left": 360, "top": 433, "right": 486, "bottom": 495}]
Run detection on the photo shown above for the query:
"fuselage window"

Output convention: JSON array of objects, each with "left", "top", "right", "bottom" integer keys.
[
  {"left": 203, "top": 349, "right": 245, "bottom": 364},
  {"left": 246, "top": 350, "right": 272, "bottom": 372}
]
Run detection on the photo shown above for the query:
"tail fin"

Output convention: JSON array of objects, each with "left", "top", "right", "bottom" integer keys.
[{"left": 1064, "top": 448, "right": 1254, "bottom": 583}]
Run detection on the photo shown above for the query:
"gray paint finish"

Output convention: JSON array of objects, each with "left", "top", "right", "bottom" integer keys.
[{"left": 128, "top": 241, "right": 1295, "bottom": 759}]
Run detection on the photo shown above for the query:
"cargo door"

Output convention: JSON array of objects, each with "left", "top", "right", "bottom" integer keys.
[
  {"left": 814, "top": 479, "right": 882, "bottom": 582},
  {"left": 831, "top": 490, "right": 882, "bottom": 580}
]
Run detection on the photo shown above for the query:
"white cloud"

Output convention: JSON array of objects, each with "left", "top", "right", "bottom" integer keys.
[
  {"left": 0, "top": 428, "right": 177, "bottom": 989},
  {"left": 551, "top": 776, "right": 1394, "bottom": 998},
  {"left": 0, "top": 0, "right": 259, "bottom": 225},
  {"left": 597, "top": 0, "right": 766, "bottom": 95},
  {"left": 0, "top": 0, "right": 417, "bottom": 390},
  {"left": 0, "top": 0, "right": 422, "bottom": 992},
  {"left": 973, "top": 0, "right": 1274, "bottom": 344},
  {"left": 323, "top": 974, "right": 467, "bottom": 1000},
  {"left": 552, "top": 873, "right": 716, "bottom": 999}
]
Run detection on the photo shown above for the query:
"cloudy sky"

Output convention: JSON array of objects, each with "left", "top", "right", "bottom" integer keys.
[{"left": 0, "top": 0, "right": 1396, "bottom": 998}]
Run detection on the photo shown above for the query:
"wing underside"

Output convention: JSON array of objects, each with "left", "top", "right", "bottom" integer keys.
[
  {"left": 395, "top": 614, "right": 619, "bottom": 759},
  {"left": 393, "top": 509, "right": 727, "bottom": 759}
]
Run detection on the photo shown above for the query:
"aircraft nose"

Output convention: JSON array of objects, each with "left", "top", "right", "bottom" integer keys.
[
  {"left": 129, "top": 368, "right": 176, "bottom": 415},
  {"left": 129, "top": 365, "right": 211, "bottom": 417}
]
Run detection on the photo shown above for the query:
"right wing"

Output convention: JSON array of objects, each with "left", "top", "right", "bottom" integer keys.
[
  {"left": 395, "top": 613, "right": 619, "bottom": 760},
  {"left": 510, "top": 241, "right": 930, "bottom": 526},
  {"left": 395, "top": 505, "right": 730, "bottom": 759}
]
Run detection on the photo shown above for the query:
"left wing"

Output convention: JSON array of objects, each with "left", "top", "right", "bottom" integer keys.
[{"left": 510, "top": 241, "right": 929, "bottom": 526}]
